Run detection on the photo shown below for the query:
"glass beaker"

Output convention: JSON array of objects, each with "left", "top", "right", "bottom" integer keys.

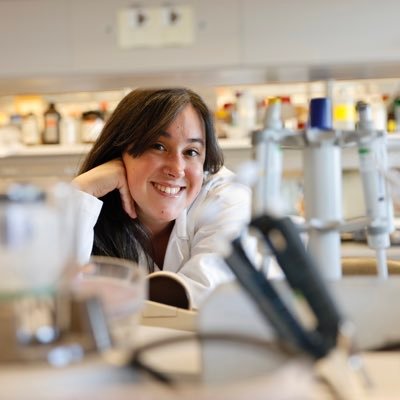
[
  {"left": 0, "top": 181, "right": 79, "bottom": 295},
  {"left": 0, "top": 181, "right": 80, "bottom": 361},
  {"left": 71, "top": 255, "right": 147, "bottom": 348}
]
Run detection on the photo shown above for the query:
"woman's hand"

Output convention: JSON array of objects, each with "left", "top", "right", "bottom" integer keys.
[{"left": 72, "top": 159, "right": 137, "bottom": 219}]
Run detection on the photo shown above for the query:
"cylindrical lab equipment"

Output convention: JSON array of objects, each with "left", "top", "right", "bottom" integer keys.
[
  {"left": 252, "top": 99, "right": 283, "bottom": 216},
  {"left": 356, "top": 101, "right": 393, "bottom": 279},
  {"left": 304, "top": 98, "right": 342, "bottom": 279},
  {"left": 358, "top": 141, "right": 392, "bottom": 277},
  {"left": 303, "top": 145, "right": 342, "bottom": 279},
  {"left": 358, "top": 139, "right": 393, "bottom": 234},
  {"left": 309, "top": 97, "right": 332, "bottom": 131}
]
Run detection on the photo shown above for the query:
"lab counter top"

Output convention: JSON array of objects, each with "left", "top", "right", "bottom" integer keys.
[
  {"left": 341, "top": 241, "right": 400, "bottom": 260},
  {"left": 1, "top": 324, "right": 400, "bottom": 400},
  {"left": 1, "top": 251, "right": 400, "bottom": 399},
  {"left": 0, "top": 324, "right": 312, "bottom": 400}
]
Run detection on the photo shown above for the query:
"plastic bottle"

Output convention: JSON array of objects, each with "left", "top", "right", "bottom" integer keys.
[
  {"left": 280, "top": 96, "right": 297, "bottom": 129},
  {"left": 235, "top": 90, "right": 256, "bottom": 135},
  {"left": 21, "top": 113, "right": 40, "bottom": 145},
  {"left": 394, "top": 97, "right": 400, "bottom": 132},
  {"left": 369, "top": 93, "right": 387, "bottom": 131},
  {"left": 80, "top": 111, "right": 104, "bottom": 143},
  {"left": 99, "top": 101, "right": 111, "bottom": 122},
  {"left": 60, "top": 113, "right": 79, "bottom": 145},
  {"left": 43, "top": 103, "right": 61, "bottom": 144},
  {"left": 387, "top": 111, "right": 397, "bottom": 133},
  {"left": 333, "top": 88, "right": 355, "bottom": 130}
]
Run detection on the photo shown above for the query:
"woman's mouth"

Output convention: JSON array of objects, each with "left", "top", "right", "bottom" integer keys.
[{"left": 152, "top": 182, "right": 183, "bottom": 195}]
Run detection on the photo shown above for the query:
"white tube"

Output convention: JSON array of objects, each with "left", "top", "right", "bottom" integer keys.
[
  {"left": 253, "top": 139, "right": 282, "bottom": 215},
  {"left": 358, "top": 137, "right": 392, "bottom": 281},
  {"left": 358, "top": 139, "right": 390, "bottom": 223},
  {"left": 376, "top": 248, "right": 388, "bottom": 280},
  {"left": 303, "top": 143, "right": 342, "bottom": 279},
  {"left": 252, "top": 101, "right": 283, "bottom": 216}
]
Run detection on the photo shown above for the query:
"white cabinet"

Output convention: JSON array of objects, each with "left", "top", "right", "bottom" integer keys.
[
  {"left": 2, "top": 0, "right": 400, "bottom": 81},
  {"left": 0, "top": 0, "right": 242, "bottom": 79},
  {"left": 0, "top": 0, "right": 73, "bottom": 76},
  {"left": 67, "top": 0, "right": 242, "bottom": 74},
  {"left": 242, "top": 0, "right": 400, "bottom": 67},
  {"left": 0, "top": 145, "right": 89, "bottom": 180}
]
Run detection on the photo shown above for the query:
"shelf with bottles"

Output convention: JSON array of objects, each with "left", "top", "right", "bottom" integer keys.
[
  {"left": 213, "top": 77, "right": 400, "bottom": 139},
  {"left": 214, "top": 81, "right": 321, "bottom": 139},
  {"left": 0, "top": 89, "right": 126, "bottom": 150},
  {"left": 2, "top": 76, "right": 400, "bottom": 156},
  {"left": 0, "top": 87, "right": 255, "bottom": 162}
]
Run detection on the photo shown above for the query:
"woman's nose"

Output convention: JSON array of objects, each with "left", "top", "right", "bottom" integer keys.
[{"left": 163, "top": 154, "right": 185, "bottom": 178}]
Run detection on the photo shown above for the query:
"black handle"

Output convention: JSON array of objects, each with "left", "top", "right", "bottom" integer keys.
[
  {"left": 250, "top": 215, "right": 342, "bottom": 350},
  {"left": 225, "top": 236, "right": 333, "bottom": 358}
]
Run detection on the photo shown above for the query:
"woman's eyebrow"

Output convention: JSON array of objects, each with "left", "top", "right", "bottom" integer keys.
[
  {"left": 188, "top": 138, "right": 205, "bottom": 146},
  {"left": 159, "top": 131, "right": 205, "bottom": 146}
]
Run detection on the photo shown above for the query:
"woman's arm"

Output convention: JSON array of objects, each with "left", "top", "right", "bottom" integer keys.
[
  {"left": 72, "top": 159, "right": 137, "bottom": 263},
  {"left": 72, "top": 159, "right": 136, "bottom": 219},
  {"left": 174, "top": 173, "right": 256, "bottom": 308},
  {"left": 73, "top": 189, "right": 103, "bottom": 264}
]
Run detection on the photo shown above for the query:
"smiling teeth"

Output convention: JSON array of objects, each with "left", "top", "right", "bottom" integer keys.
[{"left": 154, "top": 183, "right": 180, "bottom": 195}]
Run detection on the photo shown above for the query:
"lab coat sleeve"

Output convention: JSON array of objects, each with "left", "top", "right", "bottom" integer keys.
[
  {"left": 176, "top": 180, "right": 254, "bottom": 308},
  {"left": 73, "top": 189, "right": 103, "bottom": 265}
]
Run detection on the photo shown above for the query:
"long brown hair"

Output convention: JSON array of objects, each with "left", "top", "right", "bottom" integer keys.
[{"left": 79, "top": 88, "right": 224, "bottom": 271}]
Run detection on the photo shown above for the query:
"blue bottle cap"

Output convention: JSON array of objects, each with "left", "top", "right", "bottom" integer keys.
[{"left": 309, "top": 98, "right": 332, "bottom": 130}]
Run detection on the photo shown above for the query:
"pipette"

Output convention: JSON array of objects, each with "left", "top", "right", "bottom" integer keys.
[
  {"left": 251, "top": 98, "right": 284, "bottom": 217},
  {"left": 355, "top": 101, "right": 394, "bottom": 279}
]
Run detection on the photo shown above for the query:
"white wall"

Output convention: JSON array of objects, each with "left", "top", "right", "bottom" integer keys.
[
  {"left": 242, "top": 0, "right": 400, "bottom": 66},
  {"left": 1, "top": 0, "right": 400, "bottom": 88}
]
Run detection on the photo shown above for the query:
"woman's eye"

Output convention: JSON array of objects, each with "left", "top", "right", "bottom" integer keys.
[
  {"left": 152, "top": 143, "right": 165, "bottom": 151},
  {"left": 186, "top": 149, "right": 200, "bottom": 157}
]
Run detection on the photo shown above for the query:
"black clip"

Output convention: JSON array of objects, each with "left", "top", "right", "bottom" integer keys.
[{"left": 225, "top": 214, "right": 342, "bottom": 359}]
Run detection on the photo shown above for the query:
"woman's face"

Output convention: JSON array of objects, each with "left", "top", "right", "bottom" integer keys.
[{"left": 122, "top": 104, "right": 206, "bottom": 232}]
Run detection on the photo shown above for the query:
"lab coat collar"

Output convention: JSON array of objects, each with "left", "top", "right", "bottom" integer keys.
[{"left": 175, "top": 208, "right": 189, "bottom": 240}]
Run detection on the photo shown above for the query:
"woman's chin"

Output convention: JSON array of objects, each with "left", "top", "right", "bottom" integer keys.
[{"left": 157, "top": 211, "right": 180, "bottom": 223}]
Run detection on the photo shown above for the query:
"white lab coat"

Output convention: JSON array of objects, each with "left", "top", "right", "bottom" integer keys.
[{"left": 75, "top": 167, "right": 253, "bottom": 308}]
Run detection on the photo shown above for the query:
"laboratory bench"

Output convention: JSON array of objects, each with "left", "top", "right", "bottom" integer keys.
[
  {"left": 1, "top": 317, "right": 400, "bottom": 399},
  {"left": 1, "top": 241, "right": 400, "bottom": 399},
  {"left": 341, "top": 241, "right": 400, "bottom": 260}
]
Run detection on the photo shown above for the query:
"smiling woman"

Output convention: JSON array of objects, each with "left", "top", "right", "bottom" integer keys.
[
  {"left": 72, "top": 88, "right": 253, "bottom": 308},
  {"left": 121, "top": 104, "right": 206, "bottom": 231}
]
